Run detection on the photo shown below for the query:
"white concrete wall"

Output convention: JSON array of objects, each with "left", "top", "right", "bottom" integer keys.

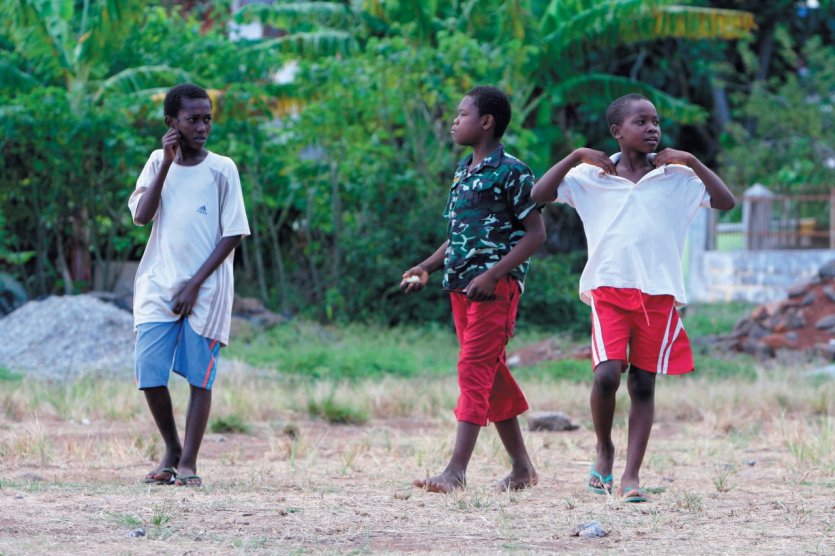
[{"left": 687, "top": 210, "right": 835, "bottom": 303}]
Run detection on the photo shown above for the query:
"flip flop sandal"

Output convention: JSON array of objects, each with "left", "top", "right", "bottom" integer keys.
[
  {"left": 143, "top": 466, "right": 177, "bottom": 485},
  {"left": 587, "top": 466, "right": 614, "bottom": 495},
  {"left": 622, "top": 486, "right": 648, "bottom": 503},
  {"left": 174, "top": 475, "right": 202, "bottom": 487}
]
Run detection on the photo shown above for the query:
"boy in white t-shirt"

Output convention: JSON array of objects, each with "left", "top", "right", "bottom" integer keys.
[
  {"left": 531, "top": 94, "right": 735, "bottom": 502},
  {"left": 129, "top": 83, "right": 250, "bottom": 487}
]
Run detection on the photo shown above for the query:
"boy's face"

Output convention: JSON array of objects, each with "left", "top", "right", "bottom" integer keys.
[
  {"left": 166, "top": 97, "right": 212, "bottom": 151},
  {"left": 451, "top": 95, "right": 492, "bottom": 146},
  {"left": 611, "top": 100, "right": 660, "bottom": 153}
]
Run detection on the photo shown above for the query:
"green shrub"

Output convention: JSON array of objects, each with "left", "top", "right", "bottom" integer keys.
[
  {"left": 307, "top": 396, "right": 368, "bottom": 425},
  {"left": 210, "top": 414, "right": 251, "bottom": 434},
  {"left": 518, "top": 253, "right": 588, "bottom": 333}
]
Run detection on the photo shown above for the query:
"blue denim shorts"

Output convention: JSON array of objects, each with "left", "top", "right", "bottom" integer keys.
[{"left": 134, "top": 318, "right": 221, "bottom": 390}]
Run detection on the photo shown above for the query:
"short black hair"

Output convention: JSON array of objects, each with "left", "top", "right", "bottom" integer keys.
[
  {"left": 606, "top": 93, "right": 651, "bottom": 127},
  {"left": 164, "top": 83, "right": 211, "bottom": 118},
  {"left": 465, "top": 86, "right": 512, "bottom": 138}
]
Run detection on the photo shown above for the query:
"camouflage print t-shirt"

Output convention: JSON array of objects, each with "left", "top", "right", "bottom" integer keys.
[{"left": 442, "top": 145, "right": 542, "bottom": 291}]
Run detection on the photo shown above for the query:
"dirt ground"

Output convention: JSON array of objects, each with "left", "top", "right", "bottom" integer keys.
[{"left": 1, "top": 408, "right": 833, "bottom": 555}]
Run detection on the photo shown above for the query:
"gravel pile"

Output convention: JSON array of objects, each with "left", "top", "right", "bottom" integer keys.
[{"left": 0, "top": 294, "right": 134, "bottom": 381}]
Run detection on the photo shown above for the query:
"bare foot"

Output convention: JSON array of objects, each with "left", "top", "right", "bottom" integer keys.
[
  {"left": 589, "top": 443, "right": 614, "bottom": 492},
  {"left": 174, "top": 464, "right": 202, "bottom": 487},
  {"left": 143, "top": 453, "right": 180, "bottom": 484},
  {"left": 496, "top": 468, "right": 538, "bottom": 491},
  {"left": 413, "top": 471, "right": 465, "bottom": 494}
]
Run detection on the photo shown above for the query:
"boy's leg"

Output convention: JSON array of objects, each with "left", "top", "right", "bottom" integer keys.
[
  {"left": 494, "top": 416, "right": 537, "bottom": 491},
  {"left": 172, "top": 319, "right": 221, "bottom": 486},
  {"left": 135, "top": 322, "right": 182, "bottom": 482},
  {"left": 176, "top": 385, "right": 212, "bottom": 485},
  {"left": 587, "top": 288, "right": 635, "bottom": 491},
  {"left": 414, "top": 421, "right": 481, "bottom": 493},
  {"left": 621, "top": 365, "right": 656, "bottom": 495},
  {"left": 143, "top": 387, "right": 182, "bottom": 480},
  {"left": 589, "top": 360, "right": 622, "bottom": 491},
  {"left": 415, "top": 286, "right": 510, "bottom": 493}
]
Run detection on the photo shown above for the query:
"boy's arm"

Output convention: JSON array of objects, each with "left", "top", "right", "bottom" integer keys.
[
  {"left": 172, "top": 235, "right": 242, "bottom": 315},
  {"left": 654, "top": 148, "right": 736, "bottom": 210},
  {"left": 133, "top": 129, "right": 181, "bottom": 226},
  {"left": 463, "top": 210, "right": 546, "bottom": 301},
  {"left": 400, "top": 240, "right": 449, "bottom": 294},
  {"left": 531, "top": 148, "right": 616, "bottom": 203}
]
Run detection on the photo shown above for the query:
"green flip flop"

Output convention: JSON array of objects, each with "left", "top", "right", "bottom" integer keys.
[
  {"left": 587, "top": 466, "right": 614, "bottom": 495},
  {"left": 174, "top": 475, "right": 202, "bottom": 487},
  {"left": 622, "top": 486, "right": 648, "bottom": 503}
]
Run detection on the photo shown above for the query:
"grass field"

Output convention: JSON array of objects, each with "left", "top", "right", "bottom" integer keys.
[{"left": 1, "top": 304, "right": 834, "bottom": 554}]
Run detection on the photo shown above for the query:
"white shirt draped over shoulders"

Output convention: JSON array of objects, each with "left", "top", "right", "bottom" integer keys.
[
  {"left": 129, "top": 150, "right": 250, "bottom": 345},
  {"left": 555, "top": 153, "right": 710, "bottom": 306}
]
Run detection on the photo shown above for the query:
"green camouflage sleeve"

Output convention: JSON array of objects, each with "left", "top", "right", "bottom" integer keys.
[
  {"left": 442, "top": 187, "right": 453, "bottom": 219},
  {"left": 505, "top": 166, "right": 542, "bottom": 221}
]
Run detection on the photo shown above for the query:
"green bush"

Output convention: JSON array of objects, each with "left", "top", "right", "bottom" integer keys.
[{"left": 518, "top": 253, "right": 588, "bottom": 333}]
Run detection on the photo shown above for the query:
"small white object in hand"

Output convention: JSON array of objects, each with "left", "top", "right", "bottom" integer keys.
[{"left": 406, "top": 275, "right": 421, "bottom": 283}]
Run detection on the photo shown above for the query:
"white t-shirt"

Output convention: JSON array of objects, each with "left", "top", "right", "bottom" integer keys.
[
  {"left": 555, "top": 153, "right": 711, "bottom": 306},
  {"left": 129, "top": 150, "right": 250, "bottom": 345}
]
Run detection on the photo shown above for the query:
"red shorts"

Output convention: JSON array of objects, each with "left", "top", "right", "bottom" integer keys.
[
  {"left": 589, "top": 287, "right": 694, "bottom": 375},
  {"left": 450, "top": 276, "right": 529, "bottom": 426}
]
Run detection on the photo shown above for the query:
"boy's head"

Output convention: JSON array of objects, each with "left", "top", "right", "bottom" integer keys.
[
  {"left": 164, "top": 83, "right": 211, "bottom": 120},
  {"left": 606, "top": 93, "right": 660, "bottom": 153},
  {"left": 164, "top": 83, "right": 213, "bottom": 150},
  {"left": 452, "top": 86, "right": 511, "bottom": 146}
]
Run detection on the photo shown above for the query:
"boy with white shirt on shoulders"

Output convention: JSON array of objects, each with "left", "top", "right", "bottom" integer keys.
[
  {"left": 129, "top": 83, "right": 250, "bottom": 488},
  {"left": 531, "top": 93, "right": 735, "bottom": 502}
]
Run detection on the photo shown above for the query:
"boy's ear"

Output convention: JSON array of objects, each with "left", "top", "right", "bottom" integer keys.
[
  {"left": 481, "top": 114, "right": 495, "bottom": 132},
  {"left": 164, "top": 115, "right": 172, "bottom": 128},
  {"left": 610, "top": 124, "right": 622, "bottom": 139}
]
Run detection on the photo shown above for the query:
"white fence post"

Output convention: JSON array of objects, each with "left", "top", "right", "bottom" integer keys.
[{"left": 743, "top": 183, "right": 774, "bottom": 250}]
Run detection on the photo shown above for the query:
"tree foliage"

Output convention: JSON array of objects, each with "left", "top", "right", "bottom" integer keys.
[{"left": 4, "top": 0, "right": 828, "bottom": 328}]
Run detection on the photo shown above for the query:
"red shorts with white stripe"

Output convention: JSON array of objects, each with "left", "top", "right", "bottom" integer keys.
[{"left": 589, "top": 287, "right": 694, "bottom": 375}]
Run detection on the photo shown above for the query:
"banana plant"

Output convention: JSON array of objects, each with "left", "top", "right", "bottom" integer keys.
[
  {"left": 1, "top": 0, "right": 190, "bottom": 287},
  {"left": 4, "top": 0, "right": 190, "bottom": 113}
]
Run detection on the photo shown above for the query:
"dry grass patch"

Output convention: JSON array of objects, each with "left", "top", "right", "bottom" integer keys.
[{"left": 0, "top": 362, "right": 833, "bottom": 554}]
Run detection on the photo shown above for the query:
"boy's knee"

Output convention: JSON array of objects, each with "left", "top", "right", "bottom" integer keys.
[
  {"left": 628, "top": 366, "right": 655, "bottom": 401},
  {"left": 593, "top": 362, "right": 621, "bottom": 395}
]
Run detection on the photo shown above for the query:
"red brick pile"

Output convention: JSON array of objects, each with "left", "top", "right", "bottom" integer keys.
[{"left": 732, "top": 260, "right": 835, "bottom": 359}]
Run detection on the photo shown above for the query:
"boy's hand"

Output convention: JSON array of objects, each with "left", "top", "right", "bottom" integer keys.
[
  {"left": 463, "top": 272, "right": 497, "bottom": 301},
  {"left": 653, "top": 148, "right": 694, "bottom": 167},
  {"left": 172, "top": 281, "right": 199, "bottom": 316},
  {"left": 574, "top": 148, "right": 617, "bottom": 175},
  {"left": 400, "top": 266, "right": 429, "bottom": 293},
  {"left": 162, "top": 128, "right": 181, "bottom": 163}
]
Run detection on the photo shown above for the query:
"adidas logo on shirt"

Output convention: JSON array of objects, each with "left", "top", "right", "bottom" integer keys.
[{"left": 197, "top": 205, "right": 207, "bottom": 215}]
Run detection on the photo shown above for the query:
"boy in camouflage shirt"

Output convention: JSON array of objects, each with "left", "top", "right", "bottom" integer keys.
[{"left": 401, "top": 86, "right": 545, "bottom": 493}]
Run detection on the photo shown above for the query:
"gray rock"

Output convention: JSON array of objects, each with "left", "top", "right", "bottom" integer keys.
[
  {"left": 731, "top": 318, "right": 754, "bottom": 338},
  {"left": 527, "top": 411, "right": 579, "bottom": 432},
  {"left": 787, "top": 282, "right": 810, "bottom": 298},
  {"left": 815, "top": 314, "right": 835, "bottom": 330},
  {"left": 824, "top": 285, "right": 835, "bottom": 303},
  {"left": 572, "top": 521, "right": 608, "bottom": 539},
  {"left": 748, "top": 322, "right": 770, "bottom": 339},
  {"left": 128, "top": 528, "right": 145, "bottom": 538},
  {"left": 818, "top": 260, "right": 835, "bottom": 280},
  {"left": 741, "top": 338, "right": 774, "bottom": 359},
  {"left": 0, "top": 294, "right": 134, "bottom": 380},
  {"left": 802, "top": 292, "right": 816, "bottom": 306}
]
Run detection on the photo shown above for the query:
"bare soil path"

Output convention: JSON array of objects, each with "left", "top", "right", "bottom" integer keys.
[{"left": 2, "top": 410, "right": 833, "bottom": 555}]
